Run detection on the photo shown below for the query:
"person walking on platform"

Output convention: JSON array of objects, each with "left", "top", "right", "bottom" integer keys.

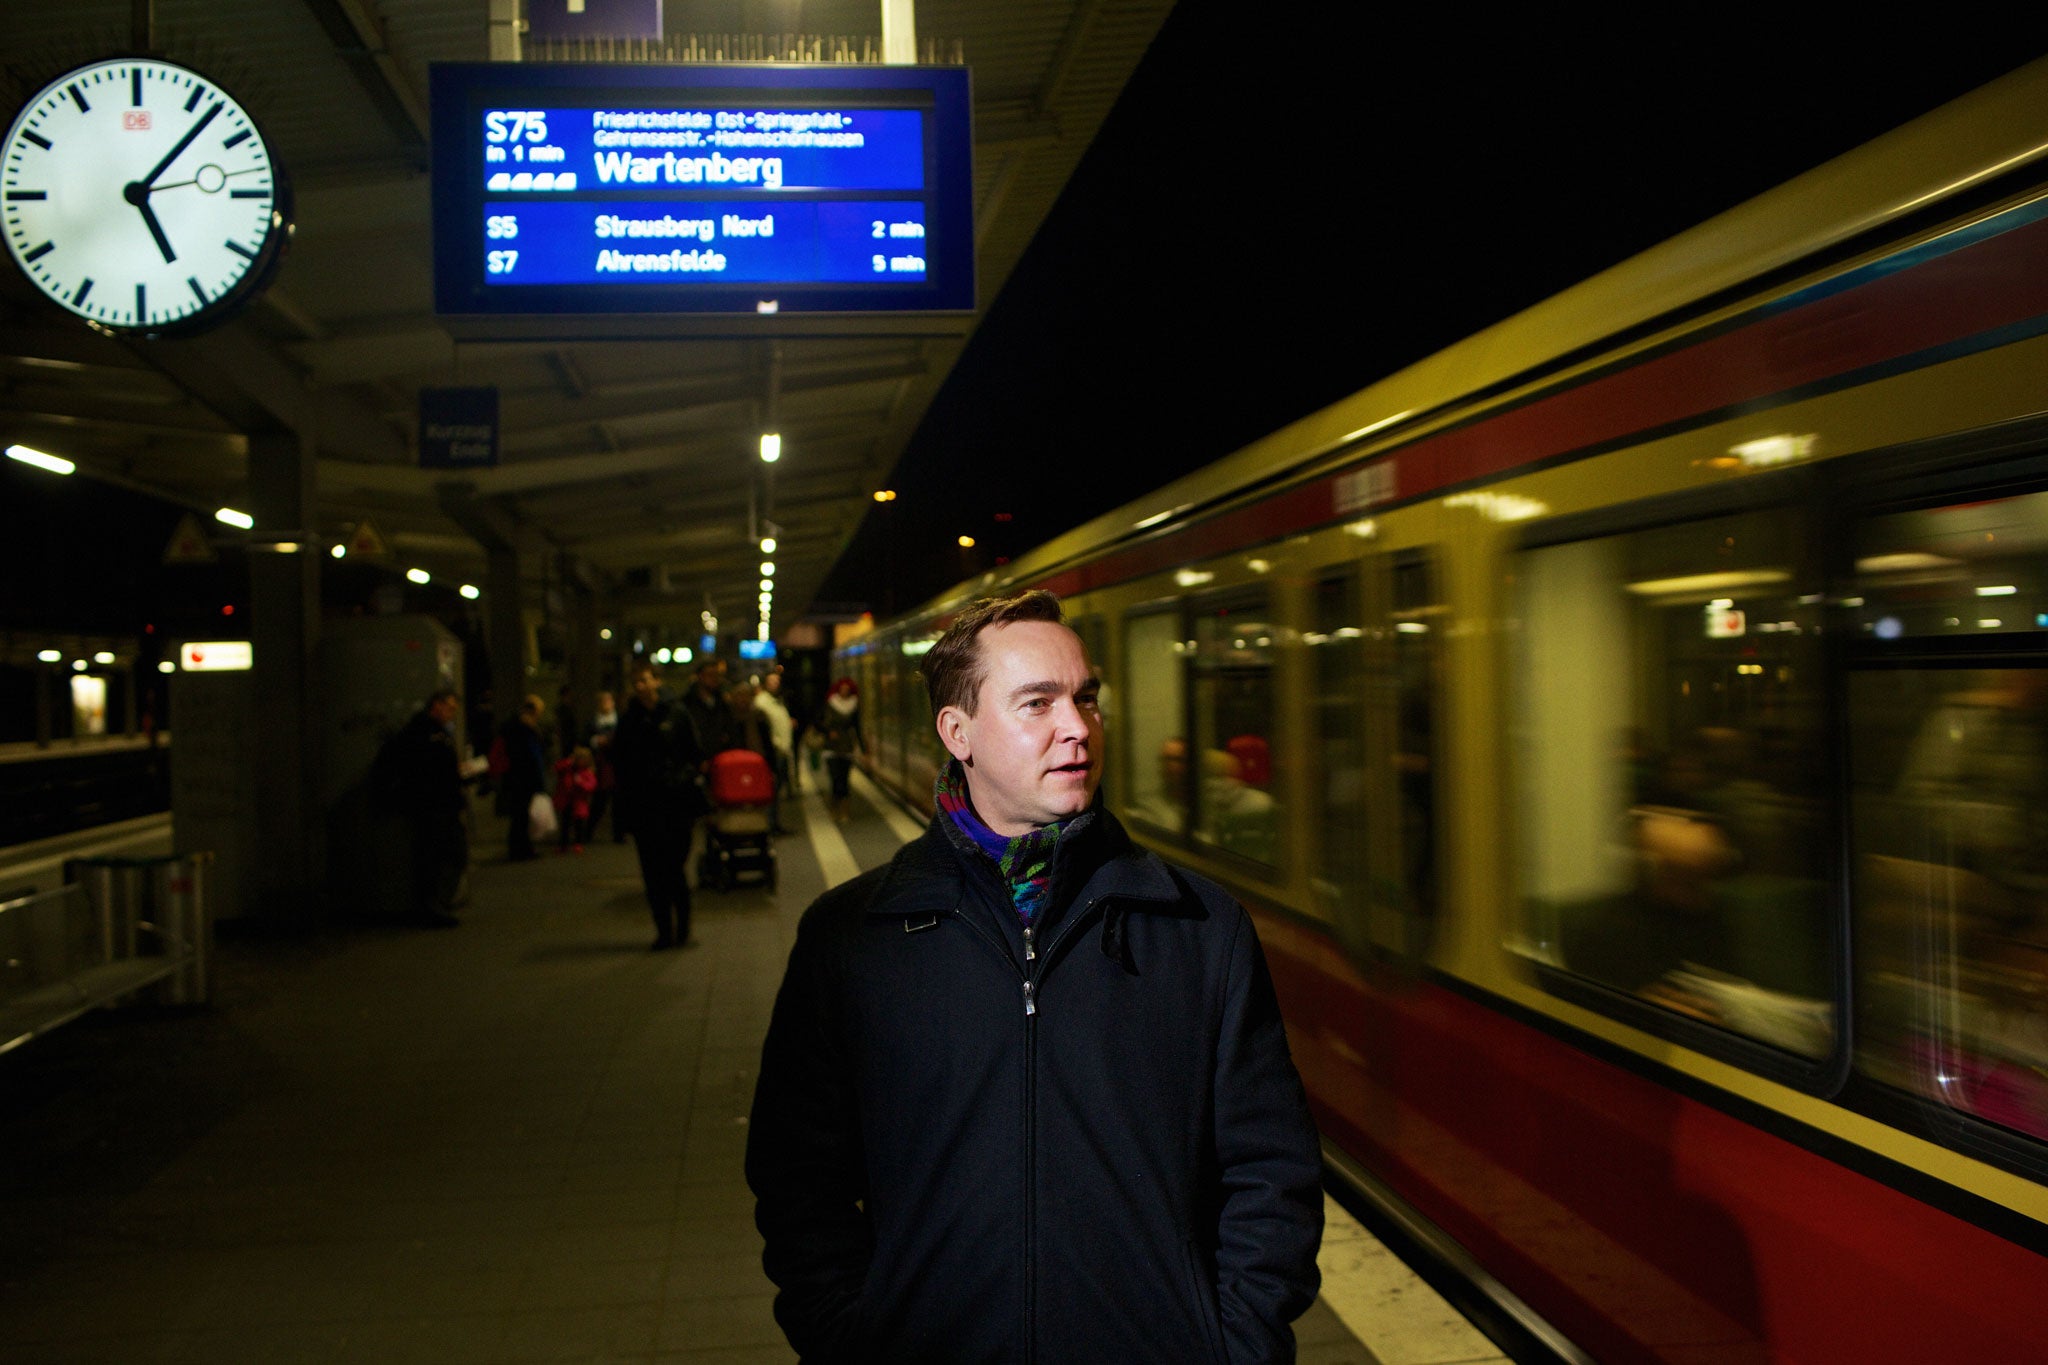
[
  {"left": 809, "top": 677, "right": 866, "bottom": 822},
  {"left": 371, "top": 687, "right": 470, "bottom": 927},
  {"left": 754, "top": 670, "right": 795, "bottom": 833},
  {"left": 612, "top": 663, "right": 709, "bottom": 950},
  {"left": 681, "top": 656, "right": 736, "bottom": 756},
  {"left": 495, "top": 694, "right": 549, "bottom": 863},
  {"left": 747, "top": 591, "right": 1323, "bottom": 1365}
]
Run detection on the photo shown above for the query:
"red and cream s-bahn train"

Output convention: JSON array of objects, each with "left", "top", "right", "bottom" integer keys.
[{"left": 839, "top": 57, "right": 2048, "bottom": 1363}]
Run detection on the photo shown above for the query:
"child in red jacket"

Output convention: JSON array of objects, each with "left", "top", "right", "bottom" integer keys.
[{"left": 553, "top": 745, "right": 598, "bottom": 852}]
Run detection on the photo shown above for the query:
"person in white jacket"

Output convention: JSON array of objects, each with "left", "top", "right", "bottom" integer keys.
[{"left": 754, "top": 670, "right": 796, "bottom": 833}]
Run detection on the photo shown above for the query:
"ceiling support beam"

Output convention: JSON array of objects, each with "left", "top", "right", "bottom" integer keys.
[
  {"left": 146, "top": 320, "right": 409, "bottom": 466},
  {"left": 299, "top": 0, "right": 430, "bottom": 145}
]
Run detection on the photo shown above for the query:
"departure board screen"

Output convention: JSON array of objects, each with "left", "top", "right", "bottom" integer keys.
[{"left": 430, "top": 64, "right": 973, "bottom": 317}]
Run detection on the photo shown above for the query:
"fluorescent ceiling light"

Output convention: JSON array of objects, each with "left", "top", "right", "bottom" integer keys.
[
  {"left": 1975, "top": 584, "right": 2018, "bottom": 597},
  {"left": 759, "top": 433, "right": 781, "bottom": 463},
  {"left": 6, "top": 444, "right": 74, "bottom": 475},
  {"left": 214, "top": 507, "right": 254, "bottom": 530},
  {"left": 459, "top": 584, "right": 480, "bottom": 600},
  {"left": 406, "top": 568, "right": 431, "bottom": 584}
]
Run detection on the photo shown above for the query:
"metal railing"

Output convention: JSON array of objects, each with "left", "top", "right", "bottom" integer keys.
[{"left": 0, "top": 852, "right": 211, "bottom": 1056}]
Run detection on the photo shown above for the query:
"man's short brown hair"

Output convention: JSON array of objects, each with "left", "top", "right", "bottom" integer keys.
[{"left": 920, "top": 589, "right": 1065, "bottom": 717}]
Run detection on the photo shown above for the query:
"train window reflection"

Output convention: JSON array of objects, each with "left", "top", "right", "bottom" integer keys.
[
  {"left": 1515, "top": 509, "right": 1835, "bottom": 1056},
  {"left": 1191, "top": 594, "right": 1280, "bottom": 866},
  {"left": 1851, "top": 663, "right": 2048, "bottom": 1143},
  {"left": 1853, "top": 488, "right": 2048, "bottom": 639},
  {"left": 1122, "top": 608, "right": 1186, "bottom": 833}
]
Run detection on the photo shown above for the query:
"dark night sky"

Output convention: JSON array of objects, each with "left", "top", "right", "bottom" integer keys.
[{"left": 818, "top": 12, "right": 2048, "bottom": 615}]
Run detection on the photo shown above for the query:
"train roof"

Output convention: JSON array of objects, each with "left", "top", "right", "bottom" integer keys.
[{"left": 880, "top": 55, "right": 2048, "bottom": 631}]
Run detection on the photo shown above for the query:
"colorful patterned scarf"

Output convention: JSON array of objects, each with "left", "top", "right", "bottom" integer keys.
[{"left": 934, "top": 760, "right": 1062, "bottom": 926}]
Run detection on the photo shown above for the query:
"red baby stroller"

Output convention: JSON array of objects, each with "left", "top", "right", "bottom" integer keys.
[{"left": 697, "top": 748, "right": 778, "bottom": 890}]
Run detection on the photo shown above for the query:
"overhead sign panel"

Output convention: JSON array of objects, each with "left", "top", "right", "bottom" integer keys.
[
  {"left": 430, "top": 63, "right": 973, "bottom": 318},
  {"left": 418, "top": 386, "right": 500, "bottom": 468}
]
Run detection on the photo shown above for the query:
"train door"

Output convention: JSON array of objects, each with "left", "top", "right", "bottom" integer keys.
[{"left": 1313, "top": 548, "right": 1443, "bottom": 971}]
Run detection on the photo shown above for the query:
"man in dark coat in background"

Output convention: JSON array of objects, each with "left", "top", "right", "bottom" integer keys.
[
  {"left": 373, "top": 687, "right": 469, "bottom": 927},
  {"left": 611, "top": 662, "right": 708, "bottom": 949},
  {"left": 494, "top": 694, "right": 549, "bottom": 862},
  {"left": 746, "top": 591, "right": 1323, "bottom": 1364},
  {"left": 680, "top": 656, "right": 736, "bottom": 755}
]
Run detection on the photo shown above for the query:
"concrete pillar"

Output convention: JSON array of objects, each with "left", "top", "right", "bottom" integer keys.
[
  {"left": 562, "top": 554, "right": 601, "bottom": 740},
  {"left": 247, "top": 426, "right": 321, "bottom": 928},
  {"left": 487, "top": 545, "right": 525, "bottom": 737}
]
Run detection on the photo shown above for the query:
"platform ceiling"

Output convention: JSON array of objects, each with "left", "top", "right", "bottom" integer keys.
[{"left": 0, "top": 0, "right": 1173, "bottom": 634}]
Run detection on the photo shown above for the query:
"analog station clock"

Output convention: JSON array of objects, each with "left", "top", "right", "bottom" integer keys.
[{"left": 1, "top": 57, "right": 291, "bottom": 336}]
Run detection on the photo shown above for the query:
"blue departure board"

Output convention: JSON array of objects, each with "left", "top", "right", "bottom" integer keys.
[{"left": 430, "top": 64, "right": 973, "bottom": 317}]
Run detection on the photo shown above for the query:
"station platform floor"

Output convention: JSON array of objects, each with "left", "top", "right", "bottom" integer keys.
[{"left": 0, "top": 772, "right": 1507, "bottom": 1365}]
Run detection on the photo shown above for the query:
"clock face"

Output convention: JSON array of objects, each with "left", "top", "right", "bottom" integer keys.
[{"left": 1, "top": 58, "right": 290, "bottom": 335}]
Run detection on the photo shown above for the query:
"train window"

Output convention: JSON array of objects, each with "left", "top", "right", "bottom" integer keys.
[
  {"left": 1848, "top": 489, "right": 2048, "bottom": 1144},
  {"left": 1514, "top": 507, "right": 1836, "bottom": 1058},
  {"left": 1850, "top": 487, "right": 2048, "bottom": 641},
  {"left": 1122, "top": 608, "right": 1187, "bottom": 833},
  {"left": 1190, "top": 591, "right": 1281, "bottom": 867}
]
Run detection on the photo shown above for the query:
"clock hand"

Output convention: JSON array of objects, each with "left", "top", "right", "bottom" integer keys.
[
  {"left": 138, "top": 101, "right": 222, "bottom": 191},
  {"left": 134, "top": 195, "right": 176, "bottom": 263},
  {"left": 121, "top": 102, "right": 222, "bottom": 265},
  {"left": 151, "top": 165, "right": 262, "bottom": 194}
]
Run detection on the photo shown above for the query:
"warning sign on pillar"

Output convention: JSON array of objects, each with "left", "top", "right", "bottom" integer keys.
[
  {"left": 346, "top": 519, "right": 391, "bottom": 559},
  {"left": 163, "top": 513, "right": 217, "bottom": 565}
]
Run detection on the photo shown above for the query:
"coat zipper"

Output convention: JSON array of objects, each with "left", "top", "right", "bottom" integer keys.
[{"left": 938, "top": 890, "right": 1109, "bottom": 1365}]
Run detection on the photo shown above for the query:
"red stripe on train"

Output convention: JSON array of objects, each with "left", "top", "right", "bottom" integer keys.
[
  {"left": 1041, "top": 212, "right": 2048, "bottom": 598},
  {"left": 1252, "top": 909, "right": 2048, "bottom": 1365}
]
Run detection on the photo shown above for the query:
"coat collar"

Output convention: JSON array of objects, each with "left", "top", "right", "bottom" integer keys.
[{"left": 862, "top": 803, "right": 1180, "bottom": 920}]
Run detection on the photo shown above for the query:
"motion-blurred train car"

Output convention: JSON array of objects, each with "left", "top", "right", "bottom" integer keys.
[{"left": 842, "top": 57, "right": 2048, "bottom": 1362}]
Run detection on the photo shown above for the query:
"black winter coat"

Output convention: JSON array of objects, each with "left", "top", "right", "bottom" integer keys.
[{"left": 746, "top": 806, "right": 1322, "bottom": 1365}]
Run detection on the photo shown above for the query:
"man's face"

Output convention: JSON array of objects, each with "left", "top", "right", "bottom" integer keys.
[
  {"left": 630, "top": 670, "right": 660, "bottom": 708},
  {"left": 936, "top": 620, "right": 1101, "bottom": 837},
  {"left": 763, "top": 673, "right": 782, "bottom": 696},
  {"left": 429, "top": 696, "right": 459, "bottom": 727},
  {"left": 696, "top": 663, "right": 724, "bottom": 694}
]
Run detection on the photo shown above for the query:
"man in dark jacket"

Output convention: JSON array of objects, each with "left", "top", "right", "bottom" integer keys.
[
  {"left": 372, "top": 688, "right": 468, "bottom": 927},
  {"left": 611, "top": 662, "right": 708, "bottom": 949},
  {"left": 681, "top": 656, "right": 737, "bottom": 755},
  {"left": 746, "top": 591, "right": 1322, "bottom": 1364}
]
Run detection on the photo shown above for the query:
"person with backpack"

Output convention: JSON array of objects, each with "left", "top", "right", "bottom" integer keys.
[{"left": 612, "top": 663, "right": 710, "bottom": 949}]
